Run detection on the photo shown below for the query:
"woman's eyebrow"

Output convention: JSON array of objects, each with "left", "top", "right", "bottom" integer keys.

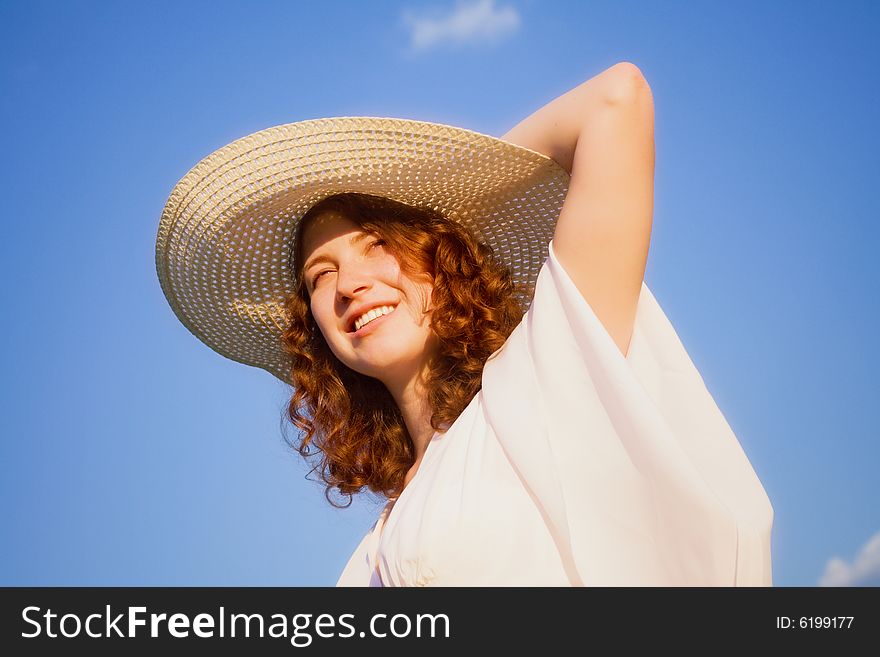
[{"left": 303, "top": 232, "right": 371, "bottom": 274}]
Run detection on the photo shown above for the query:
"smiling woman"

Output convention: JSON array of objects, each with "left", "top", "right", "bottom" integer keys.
[
  {"left": 156, "top": 63, "right": 773, "bottom": 587},
  {"left": 282, "top": 192, "right": 527, "bottom": 501}
]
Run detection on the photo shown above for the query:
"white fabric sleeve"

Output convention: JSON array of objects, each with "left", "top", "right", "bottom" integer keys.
[{"left": 480, "top": 239, "right": 774, "bottom": 585}]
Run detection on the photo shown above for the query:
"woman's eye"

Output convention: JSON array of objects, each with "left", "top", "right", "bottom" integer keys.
[
  {"left": 310, "top": 240, "right": 383, "bottom": 288},
  {"left": 312, "top": 270, "right": 332, "bottom": 286}
]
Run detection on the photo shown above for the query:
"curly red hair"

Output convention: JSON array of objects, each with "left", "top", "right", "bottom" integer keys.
[{"left": 281, "top": 192, "right": 531, "bottom": 507}]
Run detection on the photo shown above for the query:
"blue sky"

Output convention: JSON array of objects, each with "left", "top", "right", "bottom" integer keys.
[{"left": 1, "top": 0, "right": 877, "bottom": 587}]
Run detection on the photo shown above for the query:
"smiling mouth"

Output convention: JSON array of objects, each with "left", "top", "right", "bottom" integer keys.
[{"left": 350, "top": 305, "right": 398, "bottom": 334}]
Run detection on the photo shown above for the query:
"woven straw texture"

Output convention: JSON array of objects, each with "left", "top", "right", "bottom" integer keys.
[{"left": 155, "top": 116, "right": 571, "bottom": 384}]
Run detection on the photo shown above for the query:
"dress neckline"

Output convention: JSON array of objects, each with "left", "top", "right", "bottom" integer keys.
[{"left": 376, "top": 430, "right": 442, "bottom": 545}]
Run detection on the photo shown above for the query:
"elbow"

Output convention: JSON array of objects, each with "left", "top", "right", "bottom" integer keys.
[{"left": 602, "top": 61, "right": 653, "bottom": 105}]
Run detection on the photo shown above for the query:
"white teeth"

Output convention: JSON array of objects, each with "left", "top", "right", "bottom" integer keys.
[{"left": 354, "top": 305, "right": 396, "bottom": 332}]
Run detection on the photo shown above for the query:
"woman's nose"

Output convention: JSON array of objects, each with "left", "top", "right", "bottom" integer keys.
[{"left": 335, "top": 261, "right": 373, "bottom": 300}]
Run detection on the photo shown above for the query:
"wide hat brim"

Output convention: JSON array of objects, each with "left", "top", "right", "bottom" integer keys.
[{"left": 155, "top": 116, "right": 571, "bottom": 384}]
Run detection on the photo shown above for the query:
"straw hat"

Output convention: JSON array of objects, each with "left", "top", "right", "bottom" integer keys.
[{"left": 155, "top": 116, "right": 570, "bottom": 384}]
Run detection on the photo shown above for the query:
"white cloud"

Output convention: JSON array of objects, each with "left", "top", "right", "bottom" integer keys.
[
  {"left": 818, "top": 530, "right": 880, "bottom": 586},
  {"left": 401, "top": 0, "right": 521, "bottom": 52}
]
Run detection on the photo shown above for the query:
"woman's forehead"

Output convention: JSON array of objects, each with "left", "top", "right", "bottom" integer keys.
[{"left": 301, "top": 212, "right": 363, "bottom": 255}]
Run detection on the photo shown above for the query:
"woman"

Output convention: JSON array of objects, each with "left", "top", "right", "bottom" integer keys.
[{"left": 156, "top": 62, "right": 774, "bottom": 586}]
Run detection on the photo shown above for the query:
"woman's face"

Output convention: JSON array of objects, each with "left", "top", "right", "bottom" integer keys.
[{"left": 300, "top": 210, "right": 439, "bottom": 389}]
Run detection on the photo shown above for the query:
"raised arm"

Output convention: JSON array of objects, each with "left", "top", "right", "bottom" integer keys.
[{"left": 500, "top": 62, "right": 655, "bottom": 358}]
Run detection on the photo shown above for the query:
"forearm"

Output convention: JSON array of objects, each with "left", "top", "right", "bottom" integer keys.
[{"left": 499, "top": 62, "right": 651, "bottom": 175}]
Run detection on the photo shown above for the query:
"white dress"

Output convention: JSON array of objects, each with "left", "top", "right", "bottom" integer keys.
[{"left": 337, "top": 240, "right": 774, "bottom": 586}]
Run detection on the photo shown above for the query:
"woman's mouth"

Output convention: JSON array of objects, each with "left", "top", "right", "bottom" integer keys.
[{"left": 350, "top": 305, "right": 397, "bottom": 337}]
